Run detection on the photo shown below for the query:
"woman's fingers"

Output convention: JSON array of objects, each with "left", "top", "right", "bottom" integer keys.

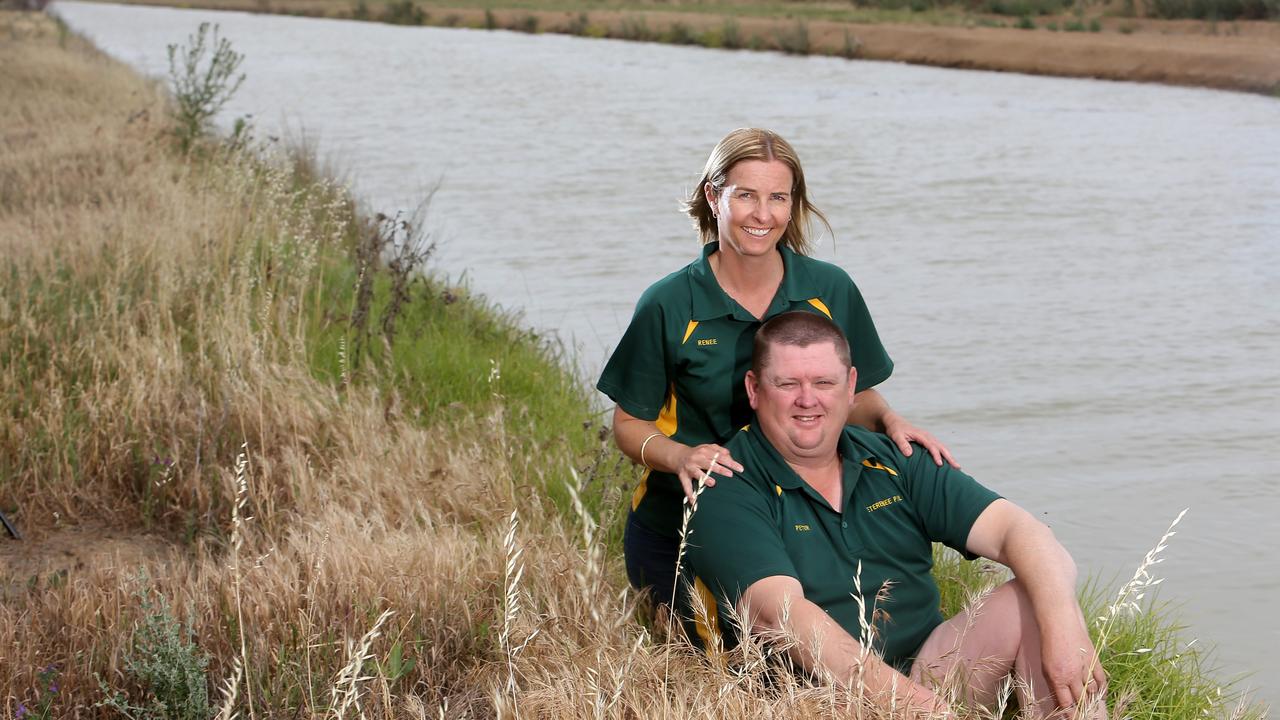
[
  {"left": 679, "top": 473, "right": 698, "bottom": 504},
  {"left": 888, "top": 423, "right": 960, "bottom": 469}
]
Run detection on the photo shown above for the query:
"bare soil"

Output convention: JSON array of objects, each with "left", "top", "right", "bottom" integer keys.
[{"left": 0, "top": 522, "right": 177, "bottom": 583}]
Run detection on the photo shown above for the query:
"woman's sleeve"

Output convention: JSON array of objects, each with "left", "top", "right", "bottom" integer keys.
[
  {"left": 839, "top": 274, "right": 894, "bottom": 393},
  {"left": 596, "top": 294, "right": 672, "bottom": 421}
]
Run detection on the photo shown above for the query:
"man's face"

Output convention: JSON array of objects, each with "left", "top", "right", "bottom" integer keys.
[{"left": 746, "top": 340, "right": 856, "bottom": 465}]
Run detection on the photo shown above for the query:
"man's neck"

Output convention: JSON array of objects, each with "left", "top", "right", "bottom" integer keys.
[{"left": 788, "top": 455, "right": 845, "bottom": 512}]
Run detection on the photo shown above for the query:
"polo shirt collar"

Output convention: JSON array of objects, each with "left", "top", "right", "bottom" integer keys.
[
  {"left": 776, "top": 243, "right": 818, "bottom": 303},
  {"left": 740, "top": 420, "right": 874, "bottom": 493},
  {"left": 689, "top": 242, "right": 735, "bottom": 321},
  {"left": 689, "top": 242, "right": 817, "bottom": 322}
]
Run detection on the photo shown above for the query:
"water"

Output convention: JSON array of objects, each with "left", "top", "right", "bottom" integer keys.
[{"left": 53, "top": 1, "right": 1280, "bottom": 703}]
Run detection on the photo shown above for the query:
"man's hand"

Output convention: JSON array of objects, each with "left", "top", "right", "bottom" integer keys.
[{"left": 1041, "top": 610, "right": 1107, "bottom": 712}]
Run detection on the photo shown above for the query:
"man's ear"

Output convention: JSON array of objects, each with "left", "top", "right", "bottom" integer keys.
[
  {"left": 846, "top": 367, "right": 857, "bottom": 403},
  {"left": 746, "top": 369, "right": 760, "bottom": 409}
]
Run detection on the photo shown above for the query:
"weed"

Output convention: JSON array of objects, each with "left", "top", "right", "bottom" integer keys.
[
  {"left": 484, "top": 7, "right": 497, "bottom": 29},
  {"left": 98, "top": 582, "right": 212, "bottom": 720},
  {"left": 774, "top": 18, "right": 809, "bottom": 54},
  {"left": 617, "top": 14, "right": 652, "bottom": 40},
  {"left": 981, "top": 0, "right": 1069, "bottom": 15},
  {"left": 380, "top": 640, "right": 416, "bottom": 685},
  {"left": 378, "top": 212, "right": 435, "bottom": 347},
  {"left": 1064, "top": 18, "right": 1087, "bottom": 30},
  {"left": 513, "top": 13, "right": 539, "bottom": 33},
  {"left": 441, "top": 12, "right": 461, "bottom": 26},
  {"left": 842, "top": 28, "right": 863, "bottom": 58},
  {"left": 1017, "top": 13, "right": 1036, "bottom": 27},
  {"left": 166, "top": 22, "right": 245, "bottom": 153},
  {"left": 565, "top": 11, "right": 589, "bottom": 34},
  {"left": 14, "top": 665, "right": 60, "bottom": 719},
  {"left": 666, "top": 20, "right": 699, "bottom": 45},
  {"left": 720, "top": 16, "right": 741, "bottom": 48},
  {"left": 53, "top": 12, "right": 68, "bottom": 46},
  {"left": 380, "top": 0, "right": 426, "bottom": 25},
  {"left": 1149, "top": 0, "right": 1277, "bottom": 20},
  {"left": 1089, "top": 17, "right": 1102, "bottom": 30},
  {"left": 350, "top": 0, "right": 368, "bottom": 20}
]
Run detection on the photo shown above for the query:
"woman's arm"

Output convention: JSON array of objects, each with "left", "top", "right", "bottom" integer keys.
[
  {"left": 848, "top": 388, "right": 958, "bottom": 468},
  {"left": 612, "top": 405, "right": 744, "bottom": 503}
]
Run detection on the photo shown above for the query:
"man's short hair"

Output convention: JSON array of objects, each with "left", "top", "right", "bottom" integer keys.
[{"left": 752, "top": 311, "right": 853, "bottom": 375}]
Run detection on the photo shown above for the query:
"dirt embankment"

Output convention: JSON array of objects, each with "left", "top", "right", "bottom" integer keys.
[{"left": 107, "top": 0, "right": 1280, "bottom": 94}]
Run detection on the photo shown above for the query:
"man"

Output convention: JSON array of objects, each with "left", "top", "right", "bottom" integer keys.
[{"left": 683, "top": 311, "right": 1106, "bottom": 718}]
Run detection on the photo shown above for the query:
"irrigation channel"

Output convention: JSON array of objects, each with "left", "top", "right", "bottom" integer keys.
[{"left": 52, "top": 1, "right": 1280, "bottom": 704}]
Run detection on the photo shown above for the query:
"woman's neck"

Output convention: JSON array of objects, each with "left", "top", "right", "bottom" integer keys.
[{"left": 711, "top": 246, "right": 784, "bottom": 319}]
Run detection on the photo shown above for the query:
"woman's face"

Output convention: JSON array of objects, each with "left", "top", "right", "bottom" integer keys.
[{"left": 706, "top": 159, "right": 794, "bottom": 260}]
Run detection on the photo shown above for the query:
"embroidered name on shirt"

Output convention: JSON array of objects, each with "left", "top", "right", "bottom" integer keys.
[
  {"left": 865, "top": 495, "right": 903, "bottom": 513},
  {"left": 794, "top": 524, "right": 811, "bottom": 532},
  {"left": 697, "top": 338, "right": 718, "bottom": 346}
]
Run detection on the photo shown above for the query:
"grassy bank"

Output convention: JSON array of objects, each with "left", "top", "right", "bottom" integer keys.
[
  {"left": 99, "top": 0, "right": 1280, "bottom": 94},
  {"left": 0, "top": 9, "right": 1269, "bottom": 718}
]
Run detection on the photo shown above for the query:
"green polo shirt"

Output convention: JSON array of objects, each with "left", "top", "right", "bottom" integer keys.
[
  {"left": 683, "top": 424, "right": 1000, "bottom": 671},
  {"left": 597, "top": 242, "right": 894, "bottom": 537}
]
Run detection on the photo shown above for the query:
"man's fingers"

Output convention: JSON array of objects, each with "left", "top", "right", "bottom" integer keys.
[
  {"left": 1052, "top": 683, "right": 1075, "bottom": 712},
  {"left": 1092, "top": 664, "right": 1108, "bottom": 695},
  {"left": 895, "top": 436, "right": 914, "bottom": 457}
]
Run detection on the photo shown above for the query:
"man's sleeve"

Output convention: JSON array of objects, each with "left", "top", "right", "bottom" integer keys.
[
  {"left": 832, "top": 270, "right": 894, "bottom": 392},
  {"left": 900, "top": 446, "right": 1001, "bottom": 556},
  {"left": 685, "top": 474, "right": 796, "bottom": 610},
  {"left": 595, "top": 291, "right": 671, "bottom": 421}
]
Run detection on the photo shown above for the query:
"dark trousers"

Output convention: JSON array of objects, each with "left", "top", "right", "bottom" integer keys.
[{"left": 623, "top": 510, "right": 680, "bottom": 608}]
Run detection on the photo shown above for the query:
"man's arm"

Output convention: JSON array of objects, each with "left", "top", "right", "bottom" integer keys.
[
  {"left": 964, "top": 499, "right": 1107, "bottom": 708},
  {"left": 739, "top": 576, "right": 952, "bottom": 717}
]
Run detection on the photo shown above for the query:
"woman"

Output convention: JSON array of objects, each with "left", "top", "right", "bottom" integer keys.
[{"left": 597, "top": 128, "right": 955, "bottom": 606}]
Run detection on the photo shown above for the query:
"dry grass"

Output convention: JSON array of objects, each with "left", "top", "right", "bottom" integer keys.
[{"left": 0, "top": 10, "right": 1268, "bottom": 719}]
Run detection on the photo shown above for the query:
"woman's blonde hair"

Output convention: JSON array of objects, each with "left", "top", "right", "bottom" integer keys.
[{"left": 683, "top": 128, "right": 831, "bottom": 256}]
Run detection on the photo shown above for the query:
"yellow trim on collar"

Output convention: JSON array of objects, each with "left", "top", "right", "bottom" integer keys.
[
  {"left": 806, "top": 298, "right": 833, "bottom": 319},
  {"left": 682, "top": 320, "right": 700, "bottom": 344},
  {"left": 862, "top": 458, "right": 898, "bottom": 476}
]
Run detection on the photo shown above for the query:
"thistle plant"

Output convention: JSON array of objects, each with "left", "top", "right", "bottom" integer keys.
[{"left": 167, "top": 22, "right": 246, "bottom": 153}]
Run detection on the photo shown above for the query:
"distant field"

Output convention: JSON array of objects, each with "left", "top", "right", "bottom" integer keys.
[{"left": 92, "top": 0, "right": 1280, "bottom": 93}]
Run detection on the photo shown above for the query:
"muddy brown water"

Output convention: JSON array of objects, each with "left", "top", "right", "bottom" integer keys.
[{"left": 51, "top": 1, "right": 1280, "bottom": 704}]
